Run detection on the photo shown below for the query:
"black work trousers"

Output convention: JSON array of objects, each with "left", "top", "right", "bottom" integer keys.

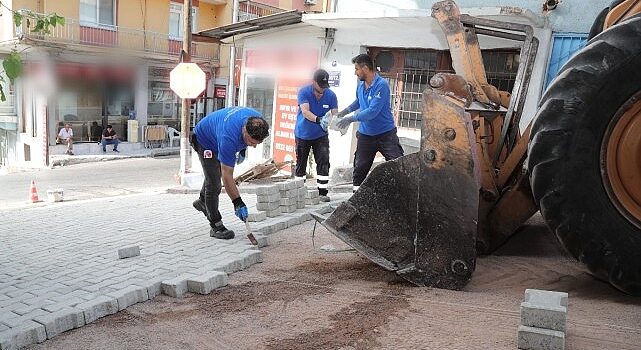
[
  {"left": 295, "top": 135, "right": 330, "bottom": 196},
  {"left": 353, "top": 128, "right": 404, "bottom": 189},
  {"left": 191, "top": 134, "right": 222, "bottom": 228}
]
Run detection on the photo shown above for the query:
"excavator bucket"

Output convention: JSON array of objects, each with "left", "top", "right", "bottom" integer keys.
[{"left": 318, "top": 90, "right": 480, "bottom": 290}]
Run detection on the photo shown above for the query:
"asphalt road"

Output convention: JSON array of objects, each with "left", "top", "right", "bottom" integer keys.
[{"left": 0, "top": 156, "right": 181, "bottom": 210}]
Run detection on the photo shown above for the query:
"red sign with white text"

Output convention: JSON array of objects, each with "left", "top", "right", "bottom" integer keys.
[{"left": 272, "top": 78, "right": 307, "bottom": 164}]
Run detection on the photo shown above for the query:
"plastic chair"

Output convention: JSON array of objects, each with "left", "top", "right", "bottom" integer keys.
[{"left": 167, "top": 127, "right": 180, "bottom": 148}]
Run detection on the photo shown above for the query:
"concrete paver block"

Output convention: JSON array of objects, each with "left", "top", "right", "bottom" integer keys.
[
  {"left": 281, "top": 189, "right": 298, "bottom": 198},
  {"left": 0, "top": 320, "right": 46, "bottom": 350},
  {"left": 77, "top": 296, "right": 118, "bottom": 324},
  {"left": 521, "top": 289, "right": 568, "bottom": 332},
  {"left": 277, "top": 181, "right": 296, "bottom": 191},
  {"left": 33, "top": 307, "right": 85, "bottom": 339},
  {"left": 138, "top": 279, "right": 164, "bottom": 299},
  {"left": 296, "top": 201, "right": 306, "bottom": 209},
  {"left": 518, "top": 325, "right": 565, "bottom": 350},
  {"left": 257, "top": 201, "right": 280, "bottom": 211},
  {"left": 254, "top": 234, "right": 269, "bottom": 248},
  {"left": 106, "top": 285, "right": 149, "bottom": 310},
  {"left": 281, "top": 204, "right": 298, "bottom": 213},
  {"left": 256, "top": 185, "right": 279, "bottom": 195},
  {"left": 161, "top": 276, "right": 190, "bottom": 298},
  {"left": 306, "top": 190, "right": 319, "bottom": 199},
  {"left": 187, "top": 272, "right": 228, "bottom": 295},
  {"left": 292, "top": 179, "right": 305, "bottom": 188},
  {"left": 306, "top": 197, "right": 320, "bottom": 205},
  {"left": 280, "top": 197, "right": 297, "bottom": 206},
  {"left": 117, "top": 245, "right": 141, "bottom": 259},
  {"left": 265, "top": 208, "right": 281, "bottom": 218},
  {"left": 248, "top": 211, "right": 266, "bottom": 222},
  {"left": 256, "top": 192, "right": 280, "bottom": 203}
]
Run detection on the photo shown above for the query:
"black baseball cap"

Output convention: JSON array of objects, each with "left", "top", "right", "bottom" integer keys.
[{"left": 313, "top": 69, "right": 330, "bottom": 89}]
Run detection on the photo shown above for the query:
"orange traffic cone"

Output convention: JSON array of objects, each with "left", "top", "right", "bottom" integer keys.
[{"left": 29, "top": 180, "right": 39, "bottom": 203}]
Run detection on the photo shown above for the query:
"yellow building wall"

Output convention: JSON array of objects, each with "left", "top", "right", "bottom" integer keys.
[
  {"left": 145, "top": 0, "right": 171, "bottom": 33},
  {"left": 44, "top": 0, "right": 78, "bottom": 19},
  {"left": 12, "top": 0, "right": 42, "bottom": 12},
  {"left": 118, "top": 0, "right": 145, "bottom": 30},
  {"left": 198, "top": 2, "right": 222, "bottom": 31}
]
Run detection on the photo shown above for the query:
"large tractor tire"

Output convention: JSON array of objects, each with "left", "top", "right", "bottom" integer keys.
[{"left": 528, "top": 18, "right": 641, "bottom": 295}]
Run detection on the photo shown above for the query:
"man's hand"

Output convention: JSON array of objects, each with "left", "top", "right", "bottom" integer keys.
[
  {"left": 320, "top": 111, "right": 331, "bottom": 132},
  {"left": 232, "top": 197, "right": 249, "bottom": 221},
  {"left": 336, "top": 115, "right": 355, "bottom": 129},
  {"left": 337, "top": 109, "right": 349, "bottom": 118}
]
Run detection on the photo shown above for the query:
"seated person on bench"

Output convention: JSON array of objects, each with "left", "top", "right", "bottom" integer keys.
[
  {"left": 101, "top": 125, "right": 120, "bottom": 153},
  {"left": 57, "top": 123, "right": 74, "bottom": 155}
]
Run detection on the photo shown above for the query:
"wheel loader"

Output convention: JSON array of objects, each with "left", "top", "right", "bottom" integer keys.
[{"left": 315, "top": 0, "right": 641, "bottom": 295}]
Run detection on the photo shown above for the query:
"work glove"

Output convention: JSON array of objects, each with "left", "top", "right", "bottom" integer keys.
[
  {"left": 319, "top": 111, "right": 331, "bottom": 132},
  {"left": 337, "top": 109, "right": 349, "bottom": 118},
  {"left": 336, "top": 115, "right": 355, "bottom": 129},
  {"left": 236, "top": 148, "right": 246, "bottom": 165},
  {"left": 232, "top": 197, "right": 249, "bottom": 221}
]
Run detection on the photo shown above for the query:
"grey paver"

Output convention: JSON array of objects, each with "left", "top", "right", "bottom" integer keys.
[
  {"left": 517, "top": 325, "right": 565, "bottom": 350},
  {"left": 0, "top": 320, "right": 46, "bottom": 350},
  {"left": 256, "top": 193, "right": 280, "bottom": 203},
  {"left": 117, "top": 245, "right": 141, "bottom": 259},
  {"left": 255, "top": 185, "right": 279, "bottom": 195},
  {"left": 265, "top": 208, "right": 282, "bottom": 217},
  {"left": 280, "top": 197, "right": 297, "bottom": 206},
  {"left": 247, "top": 211, "right": 266, "bottom": 222},
  {"left": 33, "top": 307, "right": 85, "bottom": 339},
  {"left": 521, "top": 289, "right": 568, "bottom": 332},
  {"left": 106, "top": 286, "right": 149, "bottom": 310},
  {"left": 77, "top": 296, "right": 118, "bottom": 324},
  {"left": 161, "top": 276, "right": 190, "bottom": 298},
  {"left": 257, "top": 201, "right": 280, "bottom": 211},
  {"left": 186, "top": 272, "right": 228, "bottom": 294}
]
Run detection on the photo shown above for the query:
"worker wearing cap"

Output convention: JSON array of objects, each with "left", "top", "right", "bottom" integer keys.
[
  {"left": 191, "top": 107, "right": 270, "bottom": 239},
  {"left": 336, "top": 54, "right": 404, "bottom": 192},
  {"left": 295, "top": 69, "right": 338, "bottom": 202}
]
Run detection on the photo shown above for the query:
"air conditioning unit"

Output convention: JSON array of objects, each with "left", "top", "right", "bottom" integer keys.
[{"left": 304, "top": 0, "right": 317, "bottom": 5}]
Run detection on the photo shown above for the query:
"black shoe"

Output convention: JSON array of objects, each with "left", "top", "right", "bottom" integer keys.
[
  {"left": 210, "top": 223, "right": 235, "bottom": 239},
  {"left": 193, "top": 199, "right": 207, "bottom": 216},
  {"left": 113, "top": 149, "right": 119, "bottom": 153}
]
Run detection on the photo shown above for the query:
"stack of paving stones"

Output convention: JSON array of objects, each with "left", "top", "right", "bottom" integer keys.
[
  {"left": 278, "top": 179, "right": 305, "bottom": 214},
  {"left": 518, "top": 288, "right": 568, "bottom": 350},
  {"left": 305, "top": 187, "right": 320, "bottom": 205},
  {"left": 255, "top": 185, "right": 281, "bottom": 218}
]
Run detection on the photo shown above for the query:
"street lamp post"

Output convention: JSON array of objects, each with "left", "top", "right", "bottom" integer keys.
[{"left": 179, "top": 0, "right": 193, "bottom": 185}]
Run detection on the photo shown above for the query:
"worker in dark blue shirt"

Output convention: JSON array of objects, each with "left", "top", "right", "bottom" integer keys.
[
  {"left": 295, "top": 69, "right": 338, "bottom": 202},
  {"left": 191, "top": 107, "right": 270, "bottom": 239},
  {"left": 336, "top": 54, "right": 404, "bottom": 192}
]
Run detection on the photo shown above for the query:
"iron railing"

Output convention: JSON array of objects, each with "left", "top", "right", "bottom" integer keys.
[
  {"left": 15, "top": 11, "right": 219, "bottom": 61},
  {"left": 238, "top": 0, "right": 285, "bottom": 22}
]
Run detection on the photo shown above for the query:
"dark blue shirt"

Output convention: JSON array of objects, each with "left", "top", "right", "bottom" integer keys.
[
  {"left": 295, "top": 85, "right": 338, "bottom": 140},
  {"left": 193, "top": 107, "right": 262, "bottom": 167},
  {"left": 346, "top": 74, "right": 395, "bottom": 136}
]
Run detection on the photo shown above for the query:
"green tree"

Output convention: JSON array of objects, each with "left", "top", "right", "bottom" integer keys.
[{"left": 0, "top": 3, "right": 64, "bottom": 101}]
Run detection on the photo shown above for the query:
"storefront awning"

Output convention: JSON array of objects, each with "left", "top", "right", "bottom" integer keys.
[{"left": 198, "top": 10, "right": 303, "bottom": 40}]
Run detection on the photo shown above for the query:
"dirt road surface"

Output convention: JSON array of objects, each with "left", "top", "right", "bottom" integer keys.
[{"left": 30, "top": 215, "right": 641, "bottom": 350}]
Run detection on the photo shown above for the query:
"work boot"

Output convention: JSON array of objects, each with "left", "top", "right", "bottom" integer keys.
[
  {"left": 192, "top": 199, "right": 207, "bottom": 216},
  {"left": 210, "top": 222, "right": 235, "bottom": 239},
  {"left": 319, "top": 195, "right": 330, "bottom": 202}
]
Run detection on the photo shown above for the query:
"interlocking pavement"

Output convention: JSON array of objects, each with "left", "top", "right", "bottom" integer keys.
[{"left": 0, "top": 191, "right": 346, "bottom": 349}]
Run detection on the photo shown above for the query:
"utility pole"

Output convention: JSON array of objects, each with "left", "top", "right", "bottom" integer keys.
[
  {"left": 179, "top": 0, "right": 193, "bottom": 184},
  {"left": 226, "top": 0, "right": 240, "bottom": 107}
]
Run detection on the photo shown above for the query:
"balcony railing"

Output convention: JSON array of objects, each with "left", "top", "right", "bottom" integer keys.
[
  {"left": 238, "top": 1, "right": 286, "bottom": 22},
  {"left": 15, "top": 12, "right": 219, "bottom": 62}
]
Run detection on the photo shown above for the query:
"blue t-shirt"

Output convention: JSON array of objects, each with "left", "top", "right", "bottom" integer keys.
[
  {"left": 295, "top": 85, "right": 338, "bottom": 140},
  {"left": 193, "top": 107, "right": 262, "bottom": 167},
  {"left": 345, "top": 74, "right": 396, "bottom": 136}
]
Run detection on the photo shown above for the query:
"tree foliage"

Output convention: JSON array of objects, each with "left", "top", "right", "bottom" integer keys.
[{"left": 0, "top": 3, "right": 64, "bottom": 101}]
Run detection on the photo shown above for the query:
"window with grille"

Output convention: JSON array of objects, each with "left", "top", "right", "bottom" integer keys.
[
  {"left": 80, "top": 0, "right": 116, "bottom": 27},
  {"left": 169, "top": 3, "right": 198, "bottom": 39},
  {"left": 370, "top": 47, "right": 520, "bottom": 129}
]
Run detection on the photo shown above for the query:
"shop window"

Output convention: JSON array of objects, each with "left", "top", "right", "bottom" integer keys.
[
  {"left": 80, "top": 0, "right": 116, "bottom": 27},
  {"left": 148, "top": 80, "right": 181, "bottom": 131},
  {"left": 169, "top": 3, "right": 198, "bottom": 39},
  {"left": 245, "top": 76, "right": 274, "bottom": 158}
]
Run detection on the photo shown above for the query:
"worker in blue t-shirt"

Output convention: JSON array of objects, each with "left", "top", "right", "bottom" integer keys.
[
  {"left": 294, "top": 69, "right": 338, "bottom": 202},
  {"left": 336, "top": 54, "right": 404, "bottom": 192},
  {"left": 191, "top": 107, "right": 270, "bottom": 239}
]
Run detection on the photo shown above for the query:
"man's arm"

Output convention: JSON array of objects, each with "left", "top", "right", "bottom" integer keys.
[
  {"left": 353, "top": 84, "right": 389, "bottom": 122},
  {"left": 221, "top": 164, "right": 240, "bottom": 201},
  {"left": 300, "top": 103, "right": 320, "bottom": 123}
]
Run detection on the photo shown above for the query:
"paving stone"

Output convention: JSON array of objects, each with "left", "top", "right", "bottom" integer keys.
[
  {"left": 281, "top": 204, "right": 298, "bottom": 213},
  {"left": 306, "top": 197, "right": 320, "bottom": 205},
  {"left": 117, "top": 246, "right": 141, "bottom": 259},
  {"left": 521, "top": 289, "right": 568, "bottom": 332},
  {"left": 306, "top": 190, "right": 320, "bottom": 199},
  {"left": 77, "top": 296, "right": 118, "bottom": 324},
  {"left": 517, "top": 325, "right": 565, "bottom": 350},
  {"left": 265, "top": 207, "right": 281, "bottom": 218},
  {"left": 256, "top": 192, "right": 281, "bottom": 203},
  {"left": 247, "top": 211, "right": 266, "bottom": 222},
  {"left": 239, "top": 250, "right": 263, "bottom": 269},
  {"left": 138, "top": 279, "right": 164, "bottom": 299},
  {"left": 300, "top": 212, "right": 313, "bottom": 222},
  {"left": 0, "top": 320, "right": 46, "bottom": 350},
  {"left": 276, "top": 181, "right": 296, "bottom": 191},
  {"left": 33, "top": 307, "right": 85, "bottom": 339},
  {"left": 186, "top": 272, "right": 229, "bottom": 295},
  {"left": 254, "top": 234, "right": 270, "bottom": 248},
  {"left": 255, "top": 185, "right": 279, "bottom": 195},
  {"left": 285, "top": 216, "right": 301, "bottom": 228},
  {"left": 257, "top": 201, "right": 280, "bottom": 211},
  {"left": 280, "top": 189, "right": 298, "bottom": 198},
  {"left": 106, "top": 285, "right": 149, "bottom": 310},
  {"left": 296, "top": 200, "right": 306, "bottom": 209},
  {"left": 161, "top": 276, "right": 190, "bottom": 298},
  {"left": 280, "top": 197, "right": 297, "bottom": 206},
  {"left": 292, "top": 179, "right": 305, "bottom": 188}
]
